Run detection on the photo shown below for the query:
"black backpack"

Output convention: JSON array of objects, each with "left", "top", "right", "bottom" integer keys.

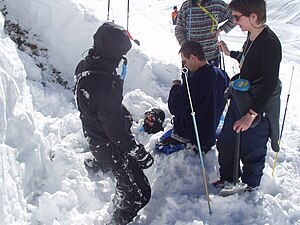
[
  {"left": 143, "top": 108, "right": 165, "bottom": 134},
  {"left": 91, "top": 22, "right": 132, "bottom": 61}
]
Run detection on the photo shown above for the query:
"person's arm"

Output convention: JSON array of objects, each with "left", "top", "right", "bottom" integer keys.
[
  {"left": 95, "top": 86, "right": 136, "bottom": 153},
  {"left": 219, "top": 40, "right": 242, "bottom": 63},
  {"left": 168, "top": 80, "right": 190, "bottom": 116},
  {"left": 175, "top": 2, "right": 188, "bottom": 46},
  {"left": 218, "top": 2, "right": 236, "bottom": 33},
  {"left": 251, "top": 38, "right": 282, "bottom": 113}
]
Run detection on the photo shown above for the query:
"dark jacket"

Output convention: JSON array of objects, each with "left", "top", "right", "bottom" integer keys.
[
  {"left": 229, "top": 26, "right": 282, "bottom": 152},
  {"left": 75, "top": 55, "right": 136, "bottom": 153},
  {"left": 168, "top": 63, "right": 229, "bottom": 147}
]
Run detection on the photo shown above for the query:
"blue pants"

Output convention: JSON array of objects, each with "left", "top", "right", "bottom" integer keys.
[{"left": 217, "top": 99, "right": 270, "bottom": 187}]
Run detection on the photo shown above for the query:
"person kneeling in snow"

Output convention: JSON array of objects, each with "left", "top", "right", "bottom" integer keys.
[
  {"left": 74, "top": 22, "right": 153, "bottom": 225},
  {"left": 167, "top": 40, "right": 229, "bottom": 154}
]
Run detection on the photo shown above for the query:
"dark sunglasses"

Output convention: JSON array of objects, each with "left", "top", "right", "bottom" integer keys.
[{"left": 233, "top": 14, "right": 245, "bottom": 21}]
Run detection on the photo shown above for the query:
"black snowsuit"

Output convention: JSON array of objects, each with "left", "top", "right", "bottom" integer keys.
[{"left": 75, "top": 56, "right": 151, "bottom": 224}]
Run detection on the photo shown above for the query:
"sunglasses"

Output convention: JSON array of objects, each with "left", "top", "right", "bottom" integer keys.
[{"left": 233, "top": 14, "right": 245, "bottom": 21}]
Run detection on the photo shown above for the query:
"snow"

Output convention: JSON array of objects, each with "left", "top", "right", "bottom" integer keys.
[{"left": 0, "top": 0, "right": 300, "bottom": 224}]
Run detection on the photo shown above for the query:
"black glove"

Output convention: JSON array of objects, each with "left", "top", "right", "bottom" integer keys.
[{"left": 129, "top": 143, "right": 154, "bottom": 169}]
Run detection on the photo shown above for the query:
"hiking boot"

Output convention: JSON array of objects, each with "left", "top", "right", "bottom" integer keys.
[{"left": 219, "top": 182, "right": 247, "bottom": 197}]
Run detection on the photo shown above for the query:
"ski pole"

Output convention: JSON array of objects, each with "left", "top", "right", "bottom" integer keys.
[
  {"left": 127, "top": 0, "right": 129, "bottom": 31},
  {"left": 233, "top": 132, "right": 240, "bottom": 184},
  {"left": 107, "top": 0, "right": 110, "bottom": 21},
  {"left": 126, "top": 30, "right": 140, "bottom": 46},
  {"left": 125, "top": 0, "right": 140, "bottom": 46},
  {"left": 272, "top": 65, "right": 294, "bottom": 176},
  {"left": 182, "top": 67, "right": 212, "bottom": 215}
]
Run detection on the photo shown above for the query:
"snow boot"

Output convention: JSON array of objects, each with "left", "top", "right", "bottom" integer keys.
[{"left": 219, "top": 181, "right": 247, "bottom": 197}]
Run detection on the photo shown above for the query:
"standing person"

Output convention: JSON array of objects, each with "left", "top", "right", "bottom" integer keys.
[
  {"left": 172, "top": 6, "right": 178, "bottom": 25},
  {"left": 168, "top": 40, "right": 229, "bottom": 154},
  {"left": 175, "top": 0, "right": 235, "bottom": 67},
  {"left": 216, "top": 0, "right": 282, "bottom": 196},
  {"left": 74, "top": 22, "right": 154, "bottom": 224}
]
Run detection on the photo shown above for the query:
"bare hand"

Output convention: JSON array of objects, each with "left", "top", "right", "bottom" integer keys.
[
  {"left": 233, "top": 113, "right": 256, "bottom": 133},
  {"left": 218, "top": 41, "right": 230, "bottom": 56},
  {"left": 215, "top": 28, "right": 222, "bottom": 38},
  {"left": 172, "top": 79, "right": 181, "bottom": 86}
]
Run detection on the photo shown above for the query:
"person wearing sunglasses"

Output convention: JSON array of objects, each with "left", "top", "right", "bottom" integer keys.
[
  {"left": 175, "top": 0, "right": 235, "bottom": 67},
  {"left": 216, "top": 0, "right": 282, "bottom": 196}
]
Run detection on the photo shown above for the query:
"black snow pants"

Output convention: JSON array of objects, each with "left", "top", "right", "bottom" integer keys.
[{"left": 90, "top": 140, "right": 151, "bottom": 224}]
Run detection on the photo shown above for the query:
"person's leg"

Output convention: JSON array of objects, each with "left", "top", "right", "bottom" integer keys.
[
  {"left": 87, "top": 140, "right": 114, "bottom": 173},
  {"left": 110, "top": 153, "right": 151, "bottom": 225},
  {"left": 240, "top": 116, "right": 270, "bottom": 187},
  {"left": 217, "top": 100, "right": 241, "bottom": 182}
]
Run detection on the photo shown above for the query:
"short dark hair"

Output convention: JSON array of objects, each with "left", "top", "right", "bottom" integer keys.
[
  {"left": 173, "top": 6, "right": 177, "bottom": 10},
  {"left": 229, "top": 0, "right": 266, "bottom": 24},
  {"left": 179, "top": 40, "right": 206, "bottom": 61}
]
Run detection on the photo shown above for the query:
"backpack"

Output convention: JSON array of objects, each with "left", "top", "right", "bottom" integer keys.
[
  {"left": 142, "top": 108, "right": 165, "bottom": 134},
  {"left": 155, "top": 129, "right": 186, "bottom": 155},
  {"left": 91, "top": 22, "right": 132, "bottom": 61}
]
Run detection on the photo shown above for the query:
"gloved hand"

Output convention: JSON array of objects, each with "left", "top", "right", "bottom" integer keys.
[{"left": 128, "top": 143, "right": 154, "bottom": 169}]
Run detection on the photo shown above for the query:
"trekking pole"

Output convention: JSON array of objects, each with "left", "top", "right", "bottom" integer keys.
[
  {"left": 125, "top": 0, "right": 140, "bottom": 46},
  {"left": 182, "top": 67, "right": 212, "bottom": 215},
  {"left": 107, "top": 0, "right": 110, "bottom": 21},
  {"left": 272, "top": 65, "right": 294, "bottom": 176},
  {"left": 127, "top": 0, "right": 129, "bottom": 31},
  {"left": 233, "top": 132, "right": 240, "bottom": 184}
]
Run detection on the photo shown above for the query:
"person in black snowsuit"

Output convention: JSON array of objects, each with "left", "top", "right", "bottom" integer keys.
[
  {"left": 216, "top": 0, "right": 282, "bottom": 196},
  {"left": 168, "top": 40, "right": 229, "bottom": 153},
  {"left": 74, "top": 22, "right": 154, "bottom": 225}
]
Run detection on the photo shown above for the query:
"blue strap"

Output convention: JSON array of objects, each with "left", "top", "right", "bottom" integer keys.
[{"left": 120, "top": 57, "right": 128, "bottom": 80}]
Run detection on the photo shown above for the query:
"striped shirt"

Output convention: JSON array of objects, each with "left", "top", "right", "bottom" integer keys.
[{"left": 175, "top": 0, "right": 235, "bottom": 61}]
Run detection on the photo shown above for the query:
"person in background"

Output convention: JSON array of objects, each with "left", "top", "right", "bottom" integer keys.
[
  {"left": 74, "top": 22, "right": 154, "bottom": 224},
  {"left": 215, "top": 0, "right": 282, "bottom": 196},
  {"left": 175, "top": 0, "right": 235, "bottom": 67},
  {"left": 172, "top": 6, "right": 178, "bottom": 25},
  {"left": 168, "top": 40, "right": 229, "bottom": 154}
]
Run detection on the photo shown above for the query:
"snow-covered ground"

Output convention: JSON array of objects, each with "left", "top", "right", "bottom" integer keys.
[{"left": 0, "top": 0, "right": 300, "bottom": 224}]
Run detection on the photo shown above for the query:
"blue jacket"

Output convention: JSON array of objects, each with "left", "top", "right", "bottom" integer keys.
[{"left": 168, "top": 63, "right": 229, "bottom": 147}]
